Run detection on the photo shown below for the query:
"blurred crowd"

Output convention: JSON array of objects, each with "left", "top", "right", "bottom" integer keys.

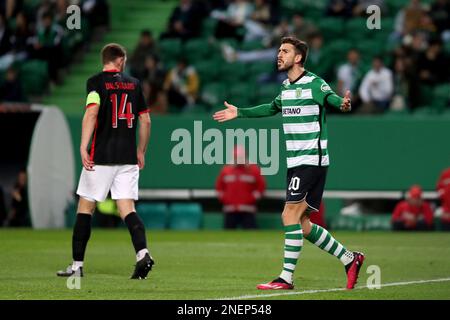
[
  {"left": 128, "top": 0, "right": 450, "bottom": 114},
  {"left": 0, "top": 0, "right": 109, "bottom": 103}
]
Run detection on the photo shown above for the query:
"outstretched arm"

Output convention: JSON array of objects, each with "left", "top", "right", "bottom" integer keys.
[
  {"left": 326, "top": 90, "right": 352, "bottom": 112},
  {"left": 213, "top": 99, "right": 280, "bottom": 122}
]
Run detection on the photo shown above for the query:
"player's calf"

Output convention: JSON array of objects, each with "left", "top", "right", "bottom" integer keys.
[{"left": 124, "top": 211, "right": 154, "bottom": 279}]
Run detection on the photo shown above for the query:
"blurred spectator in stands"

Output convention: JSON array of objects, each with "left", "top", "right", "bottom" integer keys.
[
  {"left": 32, "top": 11, "right": 64, "bottom": 83},
  {"left": 4, "top": 169, "right": 29, "bottom": 227},
  {"left": 0, "top": 185, "right": 6, "bottom": 227},
  {"left": 143, "top": 55, "right": 166, "bottom": 87},
  {"left": 129, "top": 30, "right": 159, "bottom": 80},
  {"left": 390, "top": 57, "right": 412, "bottom": 111},
  {"left": 160, "top": 0, "right": 205, "bottom": 40},
  {"left": 212, "top": 0, "right": 253, "bottom": 41},
  {"left": 141, "top": 55, "right": 168, "bottom": 114},
  {"left": 243, "top": 0, "right": 272, "bottom": 42},
  {"left": 430, "top": 0, "right": 450, "bottom": 42},
  {"left": 392, "top": 0, "right": 427, "bottom": 42},
  {"left": 391, "top": 42, "right": 422, "bottom": 110},
  {"left": 352, "top": 0, "right": 385, "bottom": 17},
  {"left": 292, "top": 12, "right": 318, "bottom": 41},
  {"left": 337, "top": 48, "right": 362, "bottom": 101},
  {"left": 10, "top": 11, "right": 33, "bottom": 63},
  {"left": 436, "top": 167, "right": 450, "bottom": 231},
  {"left": 216, "top": 145, "right": 266, "bottom": 229},
  {"left": 82, "top": 0, "right": 110, "bottom": 29},
  {"left": 0, "top": 66, "right": 24, "bottom": 102},
  {"left": 163, "top": 58, "right": 199, "bottom": 112},
  {"left": 417, "top": 38, "right": 448, "bottom": 85},
  {"left": 0, "top": 12, "right": 13, "bottom": 70},
  {"left": 221, "top": 14, "right": 299, "bottom": 64},
  {"left": 326, "top": 0, "right": 357, "bottom": 18},
  {"left": 36, "top": 0, "right": 56, "bottom": 29},
  {"left": 306, "top": 33, "right": 333, "bottom": 81},
  {"left": 1, "top": 0, "right": 23, "bottom": 18},
  {"left": 358, "top": 56, "right": 393, "bottom": 113},
  {"left": 310, "top": 203, "right": 327, "bottom": 228},
  {"left": 142, "top": 79, "right": 168, "bottom": 114},
  {"left": 391, "top": 185, "right": 434, "bottom": 231},
  {"left": 55, "top": 0, "right": 69, "bottom": 27}
]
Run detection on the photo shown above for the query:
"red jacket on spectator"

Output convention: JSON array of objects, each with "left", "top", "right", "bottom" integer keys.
[
  {"left": 392, "top": 200, "right": 434, "bottom": 228},
  {"left": 436, "top": 168, "right": 450, "bottom": 222},
  {"left": 216, "top": 164, "right": 266, "bottom": 213},
  {"left": 310, "top": 202, "right": 326, "bottom": 228}
]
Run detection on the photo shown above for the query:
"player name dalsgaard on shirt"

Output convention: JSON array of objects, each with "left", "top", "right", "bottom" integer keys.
[
  {"left": 85, "top": 70, "right": 150, "bottom": 165},
  {"left": 237, "top": 70, "right": 343, "bottom": 169}
]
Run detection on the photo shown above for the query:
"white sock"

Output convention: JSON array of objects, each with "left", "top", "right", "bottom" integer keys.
[
  {"left": 72, "top": 261, "right": 83, "bottom": 271},
  {"left": 340, "top": 251, "right": 355, "bottom": 265},
  {"left": 136, "top": 248, "right": 149, "bottom": 261}
]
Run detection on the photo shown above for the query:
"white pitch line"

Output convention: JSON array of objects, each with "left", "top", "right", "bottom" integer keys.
[{"left": 216, "top": 277, "right": 450, "bottom": 300}]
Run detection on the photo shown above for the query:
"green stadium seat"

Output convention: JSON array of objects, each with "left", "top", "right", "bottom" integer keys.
[
  {"left": 386, "top": 0, "right": 408, "bottom": 15},
  {"left": 168, "top": 203, "right": 203, "bottom": 230},
  {"left": 159, "top": 39, "right": 182, "bottom": 62},
  {"left": 255, "top": 83, "right": 280, "bottom": 104},
  {"left": 318, "top": 18, "right": 345, "bottom": 40},
  {"left": 227, "top": 82, "right": 255, "bottom": 107},
  {"left": 248, "top": 62, "right": 275, "bottom": 79},
  {"left": 220, "top": 62, "right": 248, "bottom": 83},
  {"left": 137, "top": 202, "right": 169, "bottom": 230},
  {"left": 354, "top": 39, "right": 383, "bottom": 58},
  {"left": 201, "top": 82, "right": 228, "bottom": 107},
  {"left": 329, "top": 215, "right": 365, "bottom": 231},
  {"left": 364, "top": 214, "right": 392, "bottom": 231},
  {"left": 184, "top": 39, "right": 211, "bottom": 63},
  {"left": 432, "top": 84, "right": 450, "bottom": 112},
  {"left": 19, "top": 60, "right": 49, "bottom": 96},
  {"left": 202, "top": 212, "right": 224, "bottom": 230},
  {"left": 345, "top": 18, "right": 370, "bottom": 41},
  {"left": 239, "top": 40, "right": 265, "bottom": 51},
  {"left": 195, "top": 60, "right": 219, "bottom": 81},
  {"left": 201, "top": 18, "right": 218, "bottom": 38}
]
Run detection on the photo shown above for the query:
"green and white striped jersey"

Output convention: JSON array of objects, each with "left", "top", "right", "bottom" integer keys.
[
  {"left": 238, "top": 70, "right": 343, "bottom": 169},
  {"left": 276, "top": 71, "right": 340, "bottom": 168}
]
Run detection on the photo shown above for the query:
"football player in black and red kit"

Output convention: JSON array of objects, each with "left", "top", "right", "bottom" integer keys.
[{"left": 57, "top": 43, "right": 154, "bottom": 279}]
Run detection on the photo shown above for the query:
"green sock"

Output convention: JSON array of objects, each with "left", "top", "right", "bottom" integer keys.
[
  {"left": 305, "top": 224, "right": 354, "bottom": 265},
  {"left": 279, "top": 224, "right": 303, "bottom": 284}
]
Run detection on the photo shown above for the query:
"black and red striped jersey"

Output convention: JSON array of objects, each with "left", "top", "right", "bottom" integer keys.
[{"left": 85, "top": 70, "right": 149, "bottom": 165}]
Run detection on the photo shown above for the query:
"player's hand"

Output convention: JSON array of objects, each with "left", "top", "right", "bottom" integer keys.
[
  {"left": 80, "top": 148, "right": 95, "bottom": 171},
  {"left": 340, "top": 90, "right": 352, "bottom": 112},
  {"left": 137, "top": 150, "right": 145, "bottom": 170},
  {"left": 213, "top": 101, "right": 238, "bottom": 122}
]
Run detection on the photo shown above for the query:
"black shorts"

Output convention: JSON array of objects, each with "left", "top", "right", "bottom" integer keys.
[{"left": 285, "top": 165, "right": 328, "bottom": 212}]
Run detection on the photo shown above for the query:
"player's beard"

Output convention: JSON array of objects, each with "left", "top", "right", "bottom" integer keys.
[{"left": 277, "top": 59, "right": 294, "bottom": 72}]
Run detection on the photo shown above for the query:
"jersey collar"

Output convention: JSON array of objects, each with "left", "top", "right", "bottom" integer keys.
[
  {"left": 289, "top": 69, "right": 308, "bottom": 85},
  {"left": 103, "top": 68, "right": 121, "bottom": 73}
]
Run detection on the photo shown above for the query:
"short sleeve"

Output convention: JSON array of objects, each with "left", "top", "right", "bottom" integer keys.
[
  {"left": 85, "top": 77, "right": 100, "bottom": 108},
  {"left": 312, "top": 78, "right": 335, "bottom": 106},
  {"left": 136, "top": 82, "right": 150, "bottom": 115}
]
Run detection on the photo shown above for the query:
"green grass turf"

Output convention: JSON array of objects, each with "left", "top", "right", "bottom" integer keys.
[{"left": 0, "top": 230, "right": 449, "bottom": 300}]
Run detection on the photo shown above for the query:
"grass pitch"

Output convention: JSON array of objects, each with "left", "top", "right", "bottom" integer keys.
[{"left": 0, "top": 229, "right": 449, "bottom": 300}]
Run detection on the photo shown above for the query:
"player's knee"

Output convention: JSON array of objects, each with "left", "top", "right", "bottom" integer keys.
[
  {"left": 77, "top": 197, "right": 96, "bottom": 214},
  {"left": 282, "top": 203, "right": 306, "bottom": 224}
]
